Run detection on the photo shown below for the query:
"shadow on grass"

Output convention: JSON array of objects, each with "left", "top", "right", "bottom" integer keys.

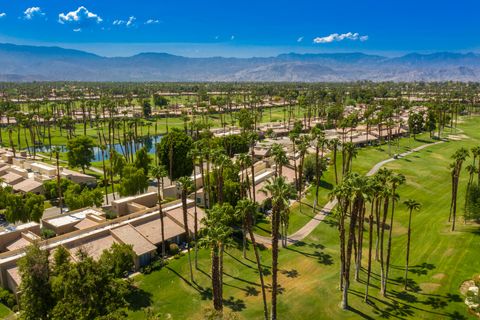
[
  {"left": 223, "top": 296, "right": 246, "bottom": 312},
  {"left": 319, "top": 179, "right": 334, "bottom": 191},
  {"left": 286, "top": 243, "right": 334, "bottom": 266},
  {"left": 165, "top": 266, "right": 213, "bottom": 301},
  {"left": 126, "top": 286, "right": 153, "bottom": 311},
  {"left": 390, "top": 262, "right": 436, "bottom": 276}
]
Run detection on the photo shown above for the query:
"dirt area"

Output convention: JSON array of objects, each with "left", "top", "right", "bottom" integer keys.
[
  {"left": 419, "top": 282, "right": 441, "bottom": 293},
  {"left": 432, "top": 273, "right": 447, "bottom": 280}
]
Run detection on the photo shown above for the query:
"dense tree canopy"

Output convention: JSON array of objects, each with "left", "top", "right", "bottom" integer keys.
[
  {"left": 66, "top": 136, "right": 95, "bottom": 173},
  {"left": 157, "top": 128, "right": 194, "bottom": 180}
]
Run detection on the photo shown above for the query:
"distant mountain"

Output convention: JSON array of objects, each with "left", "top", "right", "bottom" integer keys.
[{"left": 0, "top": 43, "right": 479, "bottom": 82}]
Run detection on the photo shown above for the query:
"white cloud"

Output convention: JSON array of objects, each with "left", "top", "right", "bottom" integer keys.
[
  {"left": 297, "top": 36, "right": 304, "bottom": 42},
  {"left": 113, "top": 16, "right": 136, "bottom": 27},
  {"left": 0, "top": 13, "right": 6, "bottom": 19},
  {"left": 73, "top": 28, "right": 82, "bottom": 32},
  {"left": 145, "top": 19, "right": 160, "bottom": 25},
  {"left": 24, "top": 7, "right": 44, "bottom": 20},
  {"left": 58, "top": 6, "right": 102, "bottom": 27},
  {"left": 313, "top": 32, "right": 368, "bottom": 44}
]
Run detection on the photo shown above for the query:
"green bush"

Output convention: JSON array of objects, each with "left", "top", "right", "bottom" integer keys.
[
  {"left": 40, "top": 228, "right": 56, "bottom": 239},
  {"left": 0, "top": 288, "right": 16, "bottom": 309}
]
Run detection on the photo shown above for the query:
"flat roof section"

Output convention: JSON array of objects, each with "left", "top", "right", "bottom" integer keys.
[
  {"left": 12, "top": 179, "right": 43, "bottom": 193},
  {"left": 46, "top": 208, "right": 104, "bottom": 228}
]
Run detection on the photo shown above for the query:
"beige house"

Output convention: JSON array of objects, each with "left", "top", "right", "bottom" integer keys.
[{"left": 0, "top": 199, "right": 204, "bottom": 293}]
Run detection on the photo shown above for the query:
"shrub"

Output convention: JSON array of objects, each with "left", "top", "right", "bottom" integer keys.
[
  {"left": 40, "top": 228, "right": 56, "bottom": 239},
  {"left": 0, "top": 288, "right": 16, "bottom": 309},
  {"left": 169, "top": 243, "right": 179, "bottom": 255}
]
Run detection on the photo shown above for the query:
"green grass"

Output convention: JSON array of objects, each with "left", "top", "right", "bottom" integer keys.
[
  {"left": 254, "top": 131, "right": 437, "bottom": 237},
  {"left": 0, "top": 303, "right": 13, "bottom": 319},
  {"left": 126, "top": 116, "right": 480, "bottom": 319}
]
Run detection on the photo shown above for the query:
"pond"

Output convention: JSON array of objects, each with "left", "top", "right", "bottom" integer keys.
[{"left": 28, "top": 135, "right": 163, "bottom": 162}]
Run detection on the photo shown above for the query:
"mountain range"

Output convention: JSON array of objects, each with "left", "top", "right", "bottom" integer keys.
[{"left": 0, "top": 43, "right": 479, "bottom": 82}]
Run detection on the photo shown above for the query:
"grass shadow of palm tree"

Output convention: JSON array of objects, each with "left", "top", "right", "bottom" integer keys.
[
  {"left": 223, "top": 296, "right": 246, "bottom": 312},
  {"left": 281, "top": 269, "right": 299, "bottom": 278}
]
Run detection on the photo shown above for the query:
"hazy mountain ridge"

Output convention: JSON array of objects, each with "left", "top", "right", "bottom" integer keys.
[{"left": 0, "top": 43, "right": 479, "bottom": 82}]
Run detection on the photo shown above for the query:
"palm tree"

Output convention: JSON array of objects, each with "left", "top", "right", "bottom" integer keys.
[
  {"left": 403, "top": 199, "right": 421, "bottom": 290},
  {"left": 472, "top": 146, "right": 480, "bottom": 183},
  {"left": 53, "top": 146, "right": 63, "bottom": 215},
  {"left": 200, "top": 204, "right": 234, "bottom": 313},
  {"left": 310, "top": 126, "right": 327, "bottom": 211},
  {"left": 271, "top": 143, "right": 288, "bottom": 177},
  {"left": 238, "top": 152, "right": 253, "bottom": 199},
  {"left": 249, "top": 132, "right": 258, "bottom": 203},
  {"left": 152, "top": 165, "right": 168, "bottom": 258},
  {"left": 383, "top": 173, "right": 405, "bottom": 294},
  {"left": 296, "top": 135, "right": 310, "bottom": 205},
  {"left": 177, "top": 176, "right": 194, "bottom": 281},
  {"left": 364, "top": 177, "right": 381, "bottom": 302},
  {"left": 100, "top": 144, "right": 109, "bottom": 205},
  {"left": 450, "top": 148, "right": 469, "bottom": 231},
  {"left": 235, "top": 199, "right": 269, "bottom": 320},
  {"left": 260, "top": 176, "right": 295, "bottom": 320},
  {"left": 329, "top": 138, "right": 341, "bottom": 184},
  {"left": 331, "top": 172, "right": 368, "bottom": 310}
]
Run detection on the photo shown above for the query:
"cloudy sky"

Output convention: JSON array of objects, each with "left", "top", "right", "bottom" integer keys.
[{"left": 0, "top": 0, "right": 477, "bottom": 57}]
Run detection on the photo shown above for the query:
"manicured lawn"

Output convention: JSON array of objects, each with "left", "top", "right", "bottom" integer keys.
[
  {"left": 127, "top": 116, "right": 480, "bottom": 319},
  {"left": 0, "top": 303, "right": 13, "bottom": 319},
  {"left": 254, "top": 131, "right": 437, "bottom": 237}
]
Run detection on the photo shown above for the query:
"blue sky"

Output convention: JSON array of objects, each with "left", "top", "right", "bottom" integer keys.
[{"left": 0, "top": 0, "right": 477, "bottom": 57}]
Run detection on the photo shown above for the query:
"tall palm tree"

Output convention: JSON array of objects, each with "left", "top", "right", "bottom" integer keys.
[
  {"left": 238, "top": 152, "right": 253, "bottom": 199},
  {"left": 296, "top": 135, "right": 310, "bottom": 205},
  {"left": 450, "top": 148, "right": 469, "bottom": 231},
  {"left": 471, "top": 146, "right": 480, "bottom": 183},
  {"left": 235, "top": 199, "right": 269, "bottom": 320},
  {"left": 152, "top": 165, "right": 168, "bottom": 258},
  {"left": 331, "top": 172, "right": 368, "bottom": 310},
  {"left": 310, "top": 126, "right": 327, "bottom": 211},
  {"left": 364, "top": 177, "right": 381, "bottom": 302},
  {"left": 177, "top": 176, "right": 194, "bottom": 281},
  {"left": 329, "top": 138, "right": 341, "bottom": 184},
  {"left": 384, "top": 173, "right": 406, "bottom": 294},
  {"left": 249, "top": 132, "right": 258, "bottom": 203},
  {"left": 260, "top": 176, "right": 295, "bottom": 320},
  {"left": 403, "top": 199, "right": 421, "bottom": 290},
  {"left": 53, "top": 146, "right": 63, "bottom": 215},
  {"left": 271, "top": 143, "right": 288, "bottom": 177},
  {"left": 200, "top": 204, "right": 234, "bottom": 313}
]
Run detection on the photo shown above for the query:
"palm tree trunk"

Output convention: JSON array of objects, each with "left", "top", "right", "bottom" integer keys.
[
  {"left": 365, "top": 202, "right": 375, "bottom": 302},
  {"left": 405, "top": 209, "right": 413, "bottom": 290},
  {"left": 380, "top": 197, "right": 389, "bottom": 296},
  {"left": 271, "top": 207, "right": 280, "bottom": 320},
  {"left": 248, "top": 218, "right": 269, "bottom": 320},
  {"left": 212, "top": 248, "right": 223, "bottom": 311}
]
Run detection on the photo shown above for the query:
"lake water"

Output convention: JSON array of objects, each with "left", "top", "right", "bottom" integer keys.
[{"left": 29, "top": 135, "right": 162, "bottom": 162}]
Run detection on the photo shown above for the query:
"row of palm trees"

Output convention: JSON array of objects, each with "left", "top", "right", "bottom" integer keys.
[{"left": 332, "top": 168, "right": 421, "bottom": 309}]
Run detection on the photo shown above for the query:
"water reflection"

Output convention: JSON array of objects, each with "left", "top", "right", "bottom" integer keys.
[{"left": 28, "top": 135, "right": 162, "bottom": 162}]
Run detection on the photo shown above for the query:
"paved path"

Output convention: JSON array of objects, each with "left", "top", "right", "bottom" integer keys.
[{"left": 254, "top": 140, "right": 445, "bottom": 246}]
